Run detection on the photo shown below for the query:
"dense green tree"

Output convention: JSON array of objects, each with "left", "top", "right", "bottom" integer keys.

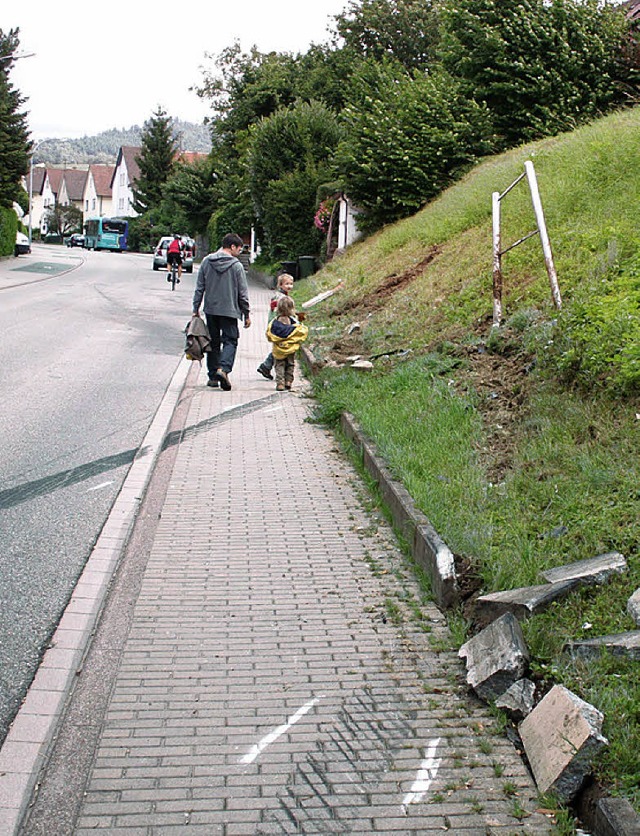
[
  {"left": 337, "top": 59, "right": 493, "bottom": 232},
  {"left": 332, "top": 0, "right": 438, "bottom": 71},
  {"left": 246, "top": 100, "right": 344, "bottom": 259},
  {"left": 163, "top": 157, "right": 217, "bottom": 236},
  {"left": 42, "top": 204, "right": 83, "bottom": 238},
  {"left": 132, "top": 107, "right": 177, "bottom": 214},
  {"left": 0, "top": 28, "right": 30, "bottom": 209},
  {"left": 438, "top": 0, "right": 633, "bottom": 148}
]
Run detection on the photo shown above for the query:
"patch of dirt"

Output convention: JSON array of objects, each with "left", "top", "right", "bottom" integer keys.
[
  {"left": 454, "top": 331, "right": 537, "bottom": 484},
  {"left": 335, "top": 245, "right": 442, "bottom": 316}
]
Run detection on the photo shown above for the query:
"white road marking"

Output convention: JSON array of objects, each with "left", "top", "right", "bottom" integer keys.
[
  {"left": 240, "top": 696, "right": 322, "bottom": 765},
  {"left": 402, "top": 738, "right": 442, "bottom": 808},
  {"left": 86, "top": 481, "right": 115, "bottom": 493}
]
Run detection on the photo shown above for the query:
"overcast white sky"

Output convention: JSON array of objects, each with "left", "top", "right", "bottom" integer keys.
[{"left": 5, "top": 0, "right": 349, "bottom": 140}]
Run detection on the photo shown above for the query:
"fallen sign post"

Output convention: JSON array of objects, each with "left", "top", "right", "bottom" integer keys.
[
  {"left": 301, "top": 282, "right": 343, "bottom": 309},
  {"left": 492, "top": 160, "right": 561, "bottom": 327}
]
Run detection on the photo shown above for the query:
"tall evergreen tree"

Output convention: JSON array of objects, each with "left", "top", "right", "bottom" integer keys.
[
  {"left": 131, "top": 108, "right": 177, "bottom": 214},
  {"left": 0, "top": 28, "right": 31, "bottom": 208}
]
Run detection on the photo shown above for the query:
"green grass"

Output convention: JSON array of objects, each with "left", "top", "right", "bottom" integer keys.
[{"left": 298, "top": 106, "right": 640, "bottom": 811}]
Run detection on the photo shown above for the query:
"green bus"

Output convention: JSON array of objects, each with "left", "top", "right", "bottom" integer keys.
[{"left": 84, "top": 217, "right": 129, "bottom": 252}]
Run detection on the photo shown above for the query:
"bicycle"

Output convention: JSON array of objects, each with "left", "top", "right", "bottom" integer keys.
[{"left": 167, "top": 258, "right": 181, "bottom": 291}]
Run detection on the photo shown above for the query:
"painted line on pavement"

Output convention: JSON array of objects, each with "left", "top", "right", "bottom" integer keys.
[
  {"left": 240, "top": 696, "right": 323, "bottom": 765},
  {"left": 401, "top": 738, "right": 442, "bottom": 808}
]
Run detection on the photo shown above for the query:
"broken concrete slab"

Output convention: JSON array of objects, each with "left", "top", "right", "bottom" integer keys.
[
  {"left": 474, "top": 579, "right": 580, "bottom": 624},
  {"left": 627, "top": 589, "right": 640, "bottom": 626},
  {"left": 495, "top": 678, "right": 536, "bottom": 722},
  {"left": 519, "top": 684, "right": 608, "bottom": 803},
  {"left": 301, "top": 282, "right": 343, "bottom": 309},
  {"left": 459, "top": 612, "right": 530, "bottom": 701},
  {"left": 351, "top": 359, "right": 373, "bottom": 370},
  {"left": 594, "top": 796, "right": 640, "bottom": 836},
  {"left": 564, "top": 630, "right": 640, "bottom": 661},
  {"left": 541, "top": 552, "right": 627, "bottom": 586}
]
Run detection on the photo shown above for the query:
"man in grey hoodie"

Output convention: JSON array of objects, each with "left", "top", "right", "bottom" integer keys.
[{"left": 192, "top": 233, "right": 251, "bottom": 391}]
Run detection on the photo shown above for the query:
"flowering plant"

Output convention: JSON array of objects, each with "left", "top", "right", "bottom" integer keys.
[{"left": 314, "top": 198, "right": 335, "bottom": 232}]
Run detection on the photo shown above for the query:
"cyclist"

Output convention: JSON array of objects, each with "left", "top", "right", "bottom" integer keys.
[{"left": 166, "top": 234, "right": 184, "bottom": 282}]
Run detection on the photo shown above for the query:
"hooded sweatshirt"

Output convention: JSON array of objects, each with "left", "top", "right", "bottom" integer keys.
[{"left": 192, "top": 250, "right": 250, "bottom": 320}]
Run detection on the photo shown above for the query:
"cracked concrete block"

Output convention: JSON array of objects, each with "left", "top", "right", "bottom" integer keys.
[
  {"left": 564, "top": 630, "right": 640, "bottom": 661},
  {"left": 495, "top": 678, "right": 536, "bottom": 722},
  {"left": 519, "top": 685, "right": 608, "bottom": 803},
  {"left": 474, "top": 579, "right": 580, "bottom": 623},
  {"left": 458, "top": 612, "right": 529, "bottom": 701},
  {"left": 594, "top": 796, "right": 640, "bottom": 836},
  {"left": 627, "top": 589, "right": 640, "bottom": 626},
  {"left": 541, "top": 552, "right": 627, "bottom": 586}
]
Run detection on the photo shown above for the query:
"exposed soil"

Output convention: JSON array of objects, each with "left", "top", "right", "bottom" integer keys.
[{"left": 334, "top": 246, "right": 442, "bottom": 315}]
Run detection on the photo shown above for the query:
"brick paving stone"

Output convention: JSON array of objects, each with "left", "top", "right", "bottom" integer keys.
[{"left": 53, "top": 281, "right": 552, "bottom": 834}]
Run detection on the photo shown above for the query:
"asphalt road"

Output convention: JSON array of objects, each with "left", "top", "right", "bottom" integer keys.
[{"left": 0, "top": 245, "right": 195, "bottom": 745}]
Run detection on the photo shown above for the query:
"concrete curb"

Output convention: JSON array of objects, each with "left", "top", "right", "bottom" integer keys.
[
  {"left": 339, "top": 413, "right": 460, "bottom": 610},
  {"left": 0, "top": 356, "right": 192, "bottom": 836}
]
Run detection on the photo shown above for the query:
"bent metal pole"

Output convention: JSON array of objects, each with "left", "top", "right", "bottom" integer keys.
[{"left": 525, "top": 160, "right": 562, "bottom": 310}]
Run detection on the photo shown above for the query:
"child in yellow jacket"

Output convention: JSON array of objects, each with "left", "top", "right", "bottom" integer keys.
[{"left": 266, "top": 296, "right": 308, "bottom": 391}]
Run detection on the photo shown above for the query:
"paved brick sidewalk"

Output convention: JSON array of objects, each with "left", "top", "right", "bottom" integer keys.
[{"left": 25, "top": 280, "right": 553, "bottom": 834}]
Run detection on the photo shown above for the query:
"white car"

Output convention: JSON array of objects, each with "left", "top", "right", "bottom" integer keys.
[{"left": 15, "top": 231, "right": 31, "bottom": 256}]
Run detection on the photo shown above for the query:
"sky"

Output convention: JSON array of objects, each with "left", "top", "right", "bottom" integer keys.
[{"left": 4, "top": 0, "right": 349, "bottom": 141}]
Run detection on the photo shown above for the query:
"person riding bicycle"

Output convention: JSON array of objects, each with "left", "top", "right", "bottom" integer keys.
[{"left": 167, "top": 234, "right": 185, "bottom": 282}]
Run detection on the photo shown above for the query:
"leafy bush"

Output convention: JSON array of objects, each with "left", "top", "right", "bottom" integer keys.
[
  {"left": 0, "top": 205, "right": 18, "bottom": 256},
  {"left": 247, "top": 100, "right": 344, "bottom": 259},
  {"left": 542, "top": 254, "right": 640, "bottom": 395},
  {"left": 336, "top": 61, "right": 493, "bottom": 232}
]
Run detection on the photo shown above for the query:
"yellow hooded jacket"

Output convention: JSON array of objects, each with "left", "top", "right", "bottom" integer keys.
[{"left": 266, "top": 320, "right": 309, "bottom": 359}]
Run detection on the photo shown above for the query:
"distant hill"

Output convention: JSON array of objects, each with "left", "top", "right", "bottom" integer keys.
[{"left": 34, "top": 120, "right": 212, "bottom": 165}]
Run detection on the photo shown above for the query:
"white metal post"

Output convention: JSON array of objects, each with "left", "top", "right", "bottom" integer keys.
[
  {"left": 525, "top": 161, "right": 562, "bottom": 310},
  {"left": 492, "top": 191, "right": 502, "bottom": 327}
]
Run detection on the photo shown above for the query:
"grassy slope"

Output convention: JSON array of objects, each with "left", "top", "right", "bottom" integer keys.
[{"left": 297, "top": 107, "right": 640, "bottom": 809}]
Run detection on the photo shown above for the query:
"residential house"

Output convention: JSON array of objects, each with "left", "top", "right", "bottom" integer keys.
[
  {"left": 111, "top": 146, "right": 141, "bottom": 218},
  {"left": 83, "top": 165, "right": 114, "bottom": 221},
  {"left": 25, "top": 165, "right": 47, "bottom": 232},
  {"left": 111, "top": 146, "right": 209, "bottom": 219},
  {"left": 59, "top": 169, "right": 88, "bottom": 212}
]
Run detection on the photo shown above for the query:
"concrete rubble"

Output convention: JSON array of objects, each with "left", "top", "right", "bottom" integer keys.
[
  {"left": 494, "top": 678, "right": 536, "bottom": 721},
  {"left": 541, "top": 552, "right": 627, "bottom": 586},
  {"left": 627, "top": 588, "right": 640, "bottom": 626},
  {"left": 564, "top": 630, "right": 640, "bottom": 661},
  {"left": 458, "top": 612, "right": 529, "bottom": 701},
  {"left": 474, "top": 579, "right": 580, "bottom": 623},
  {"left": 519, "top": 685, "right": 608, "bottom": 804}
]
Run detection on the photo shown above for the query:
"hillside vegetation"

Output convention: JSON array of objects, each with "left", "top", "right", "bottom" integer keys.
[
  {"left": 298, "top": 107, "right": 640, "bottom": 814},
  {"left": 34, "top": 121, "right": 212, "bottom": 165}
]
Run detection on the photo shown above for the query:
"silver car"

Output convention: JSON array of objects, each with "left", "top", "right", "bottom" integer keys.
[{"left": 152, "top": 236, "right": 195, "bottom": 273}]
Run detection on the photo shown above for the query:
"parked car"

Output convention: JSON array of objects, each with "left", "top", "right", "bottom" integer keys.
[
  {"left": 15, "top": 231, "right": 31, "bottom": 256},
  {"left": 65, "top": 233, "right": 85, "bottom": 248},
  {"left": 152, "top": 235, "right": 195, "bottom": 273}
]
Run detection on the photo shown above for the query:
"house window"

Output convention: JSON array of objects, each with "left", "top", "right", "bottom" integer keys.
[
  {"left": 118, "top": 198, "right": 125, "bottom": 211},
  {"left": 119, "top": 172, "right": 125, "bottom": 187},
  {"left": 92, "top": 198, "right": 96, "bottom": 210},
  {"left": 85, "top": 200, "right": 88, "bottom": 210}
]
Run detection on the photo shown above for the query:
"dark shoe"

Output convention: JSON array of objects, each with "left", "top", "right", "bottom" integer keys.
[
  {"left": 285, "top": 383, "right": 292, "bottom": 390},
  {"left": 207, "top": 378, "right": 219, "bottom": 388},
  {"left": 215, "top": 369, "right": 232, "bottom": 390},
  {"left": 257, "top": 363, "right": 273, "bottom": 380}
]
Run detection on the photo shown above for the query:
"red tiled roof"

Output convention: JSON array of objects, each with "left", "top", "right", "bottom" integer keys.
[
  {"left": 112, "top": 146, "right": 142, "bottom": 187},
  {"left": 46, "top": 168, "right": 65, "bottom": 196},
  {"left": 89, "top": 164, "right": 114, "bottom": 197},
  {"left": 624, "top": 0, "right": 640, "bottom": 19},
  {"left": 176, "top": 151, "right": 209, "bottom": 165},
  {"left": 30, "top": 166, "right": 47, "bottom": 194},
  {"left": 63, "top": 169, "right": 88, "bottom": 202}
]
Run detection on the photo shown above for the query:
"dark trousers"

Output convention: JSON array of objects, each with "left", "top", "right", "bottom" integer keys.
[{"left": 205, "top": 315, "right": 239, "bottom": 377}]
